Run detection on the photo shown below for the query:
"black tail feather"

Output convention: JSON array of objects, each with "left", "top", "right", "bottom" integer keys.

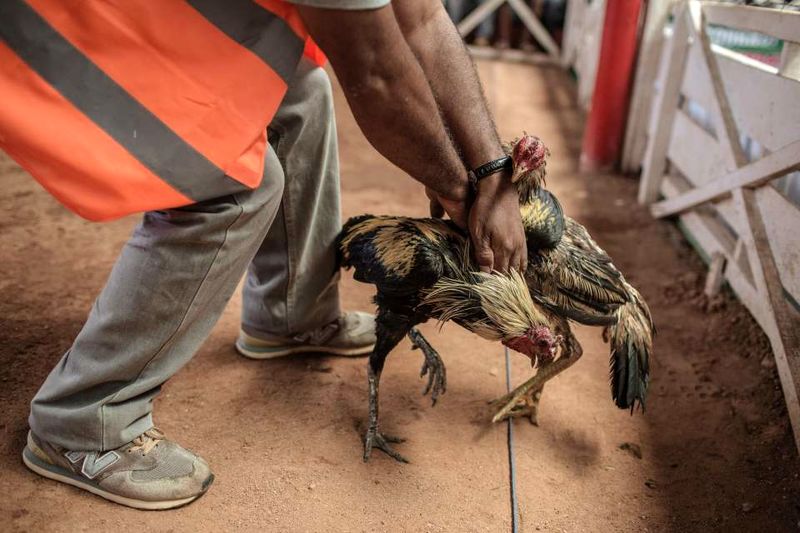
[{"left": 606, "top": 285, "right": 653, "bottom": 410}]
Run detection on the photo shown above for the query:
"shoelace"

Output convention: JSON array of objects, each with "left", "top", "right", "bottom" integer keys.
[{"left": 128, "top": 428, "right": 165, "bottom": 456}]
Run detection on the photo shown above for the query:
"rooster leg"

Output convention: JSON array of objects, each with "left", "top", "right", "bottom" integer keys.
[
  {"left": 364, "top": 366, "right": 408, "bottom": 463},
  {"left": 491, "top": 333, "right": 583, "bottom": 424},
  {"left": 364, "top": 310, "right": 413, "bottom": 464},
  {"left": 408, "top": 328, "right": 447, "bottom": 406}
]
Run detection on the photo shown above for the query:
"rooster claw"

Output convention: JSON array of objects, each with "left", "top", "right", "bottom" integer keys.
[
  {"left": 490, "top": 388, "right": 543, "bottom": 425},
  {"left": 492, "top": 402, "right": 540, "bottom": 425},
  {"left": 408, "top": 328, "right": 447, "bottom": 406},
  {"left": 363, "top": 429, "right": 409, "bottom": 463},
  {"left": 419, "top": 355, "right": 446, "bottom": 406}
]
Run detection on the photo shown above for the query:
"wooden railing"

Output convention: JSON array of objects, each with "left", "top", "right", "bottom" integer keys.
[
  {"left": 561, "top": 0, "right": 607, "bottom": 109},
  {"left": 637, "top": 1, "right": 800, "bottom": 450}
]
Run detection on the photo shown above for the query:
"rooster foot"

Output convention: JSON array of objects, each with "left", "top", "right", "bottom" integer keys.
[
  {"left": 408, "top": 328, "right": 447, "bottom": 406},
  {"left": 490, "top": 388, "right": 543, "bottom": 425},
  {"left": 363, "top": 428, "right": 408, "bottom": 464}
]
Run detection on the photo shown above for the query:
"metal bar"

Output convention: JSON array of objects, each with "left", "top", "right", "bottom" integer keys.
[{"left": 504, "top": 347, "right": 520, "bottom": 533}]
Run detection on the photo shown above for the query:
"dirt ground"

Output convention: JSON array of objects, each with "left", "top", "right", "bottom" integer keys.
[{"left": 1, "top": 60, "right": 799, "bottom": 532}]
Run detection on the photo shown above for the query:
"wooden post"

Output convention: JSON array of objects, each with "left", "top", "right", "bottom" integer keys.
[
  {"left": 638, "top": 3, "right": 691, "bottom": 204},
  {"left": 621, "top": 0, "right": 675, "bottom": 173},
  {"left": 780, "top": 42, "right": 800, "bottom": 81},
  {"left": 579, "top": 0, "right": 644, "bottom": 171},
  {"left": 704, "top": 252, "right": 726, "bottom": 297}
]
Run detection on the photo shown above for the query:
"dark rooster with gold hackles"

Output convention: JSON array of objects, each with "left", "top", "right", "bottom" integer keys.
[{"left": 338, "top": 134, "right": 654, "bottom": 463}]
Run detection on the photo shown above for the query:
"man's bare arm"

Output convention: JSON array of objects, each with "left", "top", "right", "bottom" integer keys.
[
  {"left": 394, "top": 0, "right": 528, "bottom": 272},
  {"left": 297, "top": 3, "right": 526, "bottom": 272},
  {"left": 393, "top": 1, "right": 503, "bottom": 170},
  {"left": 296, "top": 5, "right": 469, "bottom": 214}
]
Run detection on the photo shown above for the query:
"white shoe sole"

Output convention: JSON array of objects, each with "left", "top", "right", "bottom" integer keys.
[
  {"left": 22, "top": 446, "right": 209, "bottom": 511},
  {"left": 235, "top": 339, "right": 374, "bottom": 360}
]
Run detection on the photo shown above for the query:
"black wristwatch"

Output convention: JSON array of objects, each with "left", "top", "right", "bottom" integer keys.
[{"left": 467, "top": 156, "right": 513, "bottom": 191}]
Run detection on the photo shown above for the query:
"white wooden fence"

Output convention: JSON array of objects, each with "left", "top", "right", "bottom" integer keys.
[
  {"left": 561, "top": 0, "right": 606, "bottom": 109},
  {"left": 636, "top": 1, "right": 800, "bottom": 450},
  {"left": 458, "top": 0, "right": 562, "bottom": 64}
]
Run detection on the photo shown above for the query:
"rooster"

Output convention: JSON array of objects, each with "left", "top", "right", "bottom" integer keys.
[{"left": 338, "top": 134, "right": 654, "bottom": 463}]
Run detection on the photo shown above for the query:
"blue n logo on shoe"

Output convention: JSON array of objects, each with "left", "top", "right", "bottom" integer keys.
[{"left": 65, "top": 450, "right": 120, "bottom": 479}]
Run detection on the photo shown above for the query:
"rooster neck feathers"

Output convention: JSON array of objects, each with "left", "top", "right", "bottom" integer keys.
[
  {"left": 420, "top": 270, "right": 552, "bottom": 342},
  {"left": 521, "top": 188, "right": 565, "bottom": 250}
]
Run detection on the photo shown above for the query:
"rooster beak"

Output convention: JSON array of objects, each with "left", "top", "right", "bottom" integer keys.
[{"left": 510, "top": 164, "right": 526, "bottom": 184}]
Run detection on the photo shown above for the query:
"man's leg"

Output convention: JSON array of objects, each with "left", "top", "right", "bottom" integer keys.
[
  {"left": 239, "top": 61, "right": 374, "bottom": 357},
  {"left": 28, "top": 148, "right": 284, "bottom": 472}
]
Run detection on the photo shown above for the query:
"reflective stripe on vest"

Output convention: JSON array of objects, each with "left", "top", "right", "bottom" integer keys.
[{"left": 0, "top": 0, "right": 325, "bottom": 221}]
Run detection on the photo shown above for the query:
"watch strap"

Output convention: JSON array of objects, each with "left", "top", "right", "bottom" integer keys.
[{"left": 467, "top": 156, "right": 512, "bottom": 190}]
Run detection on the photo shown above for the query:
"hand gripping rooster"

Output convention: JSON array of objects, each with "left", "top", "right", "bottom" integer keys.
[{"left": 338, "top": 135, "right": 654, "bottom": 463}]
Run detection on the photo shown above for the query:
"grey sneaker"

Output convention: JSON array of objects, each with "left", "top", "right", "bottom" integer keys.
[
  {"left": 236, "top": 311, "right": 376, "bottom": 359},
  {"left": 22, "top": 428, "right": 213, "bottom": 510}
]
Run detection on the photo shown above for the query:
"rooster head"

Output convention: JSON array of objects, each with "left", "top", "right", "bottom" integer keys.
[
  {"left": 421, "top": 268, "right": 560, "bottom": 367},
  {"left": 503, "top": 326, "right": 561, "bottom": 367},
  {"left": 504, "top": 133, "right": 549, "bottom": 204}
]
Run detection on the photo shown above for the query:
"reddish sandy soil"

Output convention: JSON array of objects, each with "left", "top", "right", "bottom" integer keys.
[{"left": 1, "top": 61, "right": 799, "bottom": 532}]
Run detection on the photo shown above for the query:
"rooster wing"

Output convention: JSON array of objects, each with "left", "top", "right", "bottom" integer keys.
[{"left": 523, "top": 190, "right": 629, "bottom": 326}]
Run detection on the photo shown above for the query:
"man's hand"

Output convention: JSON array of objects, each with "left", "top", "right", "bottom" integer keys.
[
  {"left": 425, "top": 187, "right": 467, "bottom": 228},
  {"left": 428, "top": 176, "right": 527, "bottom": 273},
  {"left": 469, "top": 173, "right": 527, "bottom": 273}
]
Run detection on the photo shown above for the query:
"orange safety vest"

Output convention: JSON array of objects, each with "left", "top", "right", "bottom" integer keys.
[{"left": 0, "top": 0, "right": 326, "bottom": 221}]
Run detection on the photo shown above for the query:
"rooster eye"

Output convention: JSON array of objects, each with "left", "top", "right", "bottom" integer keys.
[{"left": 537, "top": 339, "right": 550, "bottom": 348}]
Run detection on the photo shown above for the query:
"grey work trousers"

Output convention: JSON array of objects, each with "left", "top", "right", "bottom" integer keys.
[{"left": 29, "top": 61, "right": 342, "bottom": 451}]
